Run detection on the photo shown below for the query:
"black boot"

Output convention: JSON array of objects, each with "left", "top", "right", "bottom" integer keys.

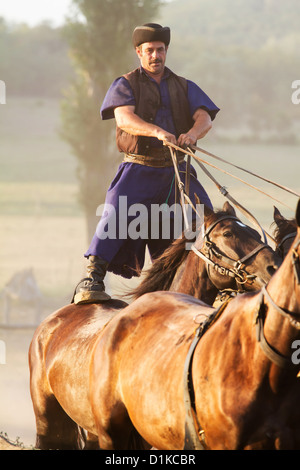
[{"left": 73, "top": 256, "right": 111, "bottom": 304}]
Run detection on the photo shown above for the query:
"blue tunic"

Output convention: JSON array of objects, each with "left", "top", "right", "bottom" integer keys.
[{"left": 85, "top": 67, "right": 220, "bottom": 278}]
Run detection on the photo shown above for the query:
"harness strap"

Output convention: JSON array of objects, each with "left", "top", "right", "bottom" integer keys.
[
  {"left": 183, "top": 301, "right": 229, "bottom": 450},
  {"left": 255, "top": 295, "right": 293, "bottom": 369},
  {"left": 255, "top": 286, "right": 300, "bottom": 368}
]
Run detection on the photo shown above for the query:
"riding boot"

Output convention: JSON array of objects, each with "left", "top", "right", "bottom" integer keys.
[{"left": 73, "top": 255, "right": 111, "bottom": 305}]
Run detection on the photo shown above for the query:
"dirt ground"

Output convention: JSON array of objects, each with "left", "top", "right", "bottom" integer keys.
[{"left": 0, "top": 435, "right": 27, "bottom": 450}]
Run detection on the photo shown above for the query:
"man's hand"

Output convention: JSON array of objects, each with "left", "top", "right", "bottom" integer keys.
[
  {"left": 156, "top": 129, "right": 177, "bottom": 146},
  {"left": 177, "top": 108, "right": 212, "bottom": 149},
  {"left": 115, "top": 105, "right": 176, "bottom": 145},
  {"left": 177, "top": 131, "right": 198, "bottom": 148}
]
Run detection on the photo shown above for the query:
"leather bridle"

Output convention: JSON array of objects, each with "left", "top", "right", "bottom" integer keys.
[
  {"left": 276, "top": 232, "right": 297, "bottom": 258},
  {"left": 255, "top": 238, "right": 300, "bottom": 368},
  {"left": 191, "top": 215, "right": 270, "bottom": 289}
]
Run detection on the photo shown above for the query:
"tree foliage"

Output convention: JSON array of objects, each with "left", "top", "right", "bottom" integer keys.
[
  {"left": 60, "top": 0, "right": 161, "bottom": 239},
  {"left": 158, "top": 0, "right": 300, "bottom": 142},
  {"left": 0, "top": 18, "right": 72, "bottom": 97}
]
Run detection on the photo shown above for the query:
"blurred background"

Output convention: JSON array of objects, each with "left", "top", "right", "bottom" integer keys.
[{"left": 0, "top": 0, "right": 299, "bottom": 447}]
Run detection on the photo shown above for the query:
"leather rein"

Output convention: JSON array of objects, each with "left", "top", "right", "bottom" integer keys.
[{"left": 167, "top": 145, "right": 270, "bottom": 290}]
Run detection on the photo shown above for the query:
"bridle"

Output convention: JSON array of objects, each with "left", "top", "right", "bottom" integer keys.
[
  {"left": 255, "top": 237, "right": 300, "bottom": 368},
  {"left": 191, "top": 215, "right": 270, "bottom": 290},
  {"left": 276, "top": 232, "right": 297, "bottom": 258}
]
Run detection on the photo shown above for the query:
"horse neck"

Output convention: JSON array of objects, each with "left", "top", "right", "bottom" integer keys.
[
  {"left": 267, "top": 239, "right": 300, "bottom": 315},
  {"left": 261, "top": 238, "right": 300, "bottom": 387},
  {"left": 170, "top": 251, "right": 218, "bottom": 305}
]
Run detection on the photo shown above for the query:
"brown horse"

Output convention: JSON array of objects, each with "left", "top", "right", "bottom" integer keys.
[
  {"left": 131, "top": 201, "right": 280, "bottom": 305},
  {"left": 28, "top": 203, "right": 281, "bottom": 450},
  {"left": 273, "top": 206, "right": 297, "bottom": 258},
  {"left": 85, "top": 199, "right": 300, "bottom": 450}
]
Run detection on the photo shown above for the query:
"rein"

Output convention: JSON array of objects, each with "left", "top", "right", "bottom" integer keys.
[
  {"left": 168, "top": 146, "right": 269, "bottom": 288},
  {"left": 167, "top": 143, "right": 271, "bottom": 244}
]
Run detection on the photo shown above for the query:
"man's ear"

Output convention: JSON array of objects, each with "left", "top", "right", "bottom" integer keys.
[{"left": 135, "top": 46, "right": 142, "bottom": 59}]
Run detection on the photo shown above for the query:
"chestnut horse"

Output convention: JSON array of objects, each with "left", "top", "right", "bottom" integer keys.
[
  {"left": 78, "top": 199, "right": 300, "bottom": 450},
  {"left": 84, "top": 198, "right": 300, "bottom": 450},
  {"left": 29, "top": 203, "right": 281, "bottom": 450}
]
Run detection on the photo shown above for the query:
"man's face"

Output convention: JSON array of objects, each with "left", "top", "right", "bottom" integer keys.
[{"left": 136, "top": 41, "right": 167, "bottom": 76}]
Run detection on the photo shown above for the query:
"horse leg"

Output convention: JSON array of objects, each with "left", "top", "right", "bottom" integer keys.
[
  {"left": 95, "top": 403, "right": 150, "bottom": 450},
  {"left": 85, "top": 432, "right": 100, "bottom": 450},
  {"left": 29, "top": 343, "right": 84, "bottom": 450},
  {"left": 32, "top": 392, "right": 85, "bottom": 450}
]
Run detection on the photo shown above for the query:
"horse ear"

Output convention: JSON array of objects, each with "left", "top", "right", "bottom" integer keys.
[
  {"left": 273, "top": 206, "right": 286, "bottom": 226},
  {"left": 296, "top": 199, "right": 300, "bottom": 227},
  {"left": 223, "top": 201, "right": 236, "bottom": 216},
  {"left": 203, "top": 203, "right": 214, "bottom": 218}
]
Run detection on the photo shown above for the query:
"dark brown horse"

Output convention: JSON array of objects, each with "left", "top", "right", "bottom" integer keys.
[
  {"left": 132, "top": 201, "right": 280, "bottom": 305},
  {"left": 273, "top": 206, "right": 297, "bottom": 258},
  {"left": 28, "top": 203, "right": 281, "bottom": 450},
  {"left": 84, "top": 199, "right": 300, "bottom": 449}
]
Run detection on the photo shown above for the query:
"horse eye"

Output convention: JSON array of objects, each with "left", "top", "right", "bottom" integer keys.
[{"left": 223, "top": 231, "right": 233, "bottom": 238}]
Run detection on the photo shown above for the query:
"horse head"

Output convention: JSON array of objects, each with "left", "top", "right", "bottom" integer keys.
[
  {"left": 132, "top": 201, "right": 281, "bottom": 305},
  {"left": 190, "top": 201, "right": 281, "bottom": 296},
  {"left": 273, "top": 206, "right": 297, "bottom": 258}
]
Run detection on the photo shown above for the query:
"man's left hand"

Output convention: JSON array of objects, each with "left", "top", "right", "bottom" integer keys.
[{"left": 177, "top": 132, "right": 197, "bottom": 148}]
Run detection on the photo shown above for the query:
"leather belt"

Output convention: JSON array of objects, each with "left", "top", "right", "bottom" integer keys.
[{"left": 123, "top": 148, "right": 185, "bottom": 168}]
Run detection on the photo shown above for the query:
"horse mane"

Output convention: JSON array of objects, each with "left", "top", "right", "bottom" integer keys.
[
  {"left": 131, "top": 209, "right": 228, "bottom": 300},
  {"left": 272, "top": 217, "right": 297, "bottom": 246}
]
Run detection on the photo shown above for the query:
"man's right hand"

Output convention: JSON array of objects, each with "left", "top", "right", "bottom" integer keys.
[{"left": 156, "top": 129, "right": 177, "bottom": 146}]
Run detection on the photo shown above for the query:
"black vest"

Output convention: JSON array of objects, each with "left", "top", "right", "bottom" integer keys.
[{"left": 116, "top": 67, "right": 194, "bottom": 155}]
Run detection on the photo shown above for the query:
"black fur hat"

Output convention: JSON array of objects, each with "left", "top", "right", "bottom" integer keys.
[{"left": 132, "top": 23, "right": 170, "bottom": 48}]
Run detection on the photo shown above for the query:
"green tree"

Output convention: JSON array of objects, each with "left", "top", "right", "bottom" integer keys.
[{"left": 60, "top": 0, "right": 161, "bottom": 241}]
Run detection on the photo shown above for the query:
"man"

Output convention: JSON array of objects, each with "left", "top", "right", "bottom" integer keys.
[{"left": 73, "top": 23, "right": 219, "bottom": 305}]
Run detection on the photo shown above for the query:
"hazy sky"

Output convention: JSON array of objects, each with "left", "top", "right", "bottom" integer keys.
[{"left": 0, "top": 0, "right": 72, "bottom": 26}]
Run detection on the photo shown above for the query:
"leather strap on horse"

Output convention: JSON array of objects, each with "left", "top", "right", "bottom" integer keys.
[
  {"left": 183, "top": 300, "right": 229, "bottom": 450},
  {"left": 255, "top": 281, "right": 300, "bottom": 368}
]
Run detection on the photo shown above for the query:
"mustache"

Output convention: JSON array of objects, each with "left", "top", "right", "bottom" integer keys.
[{"left": 150, "top": 59, "right": 162, "bottom": 64}]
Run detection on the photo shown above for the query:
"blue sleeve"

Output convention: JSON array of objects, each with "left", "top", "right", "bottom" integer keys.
[
  {"left": 100, "top": 77, "right": 135, "bottom": 120},
  {"left": 187, "top": 80, "right": 220, "bottom": 121}
]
